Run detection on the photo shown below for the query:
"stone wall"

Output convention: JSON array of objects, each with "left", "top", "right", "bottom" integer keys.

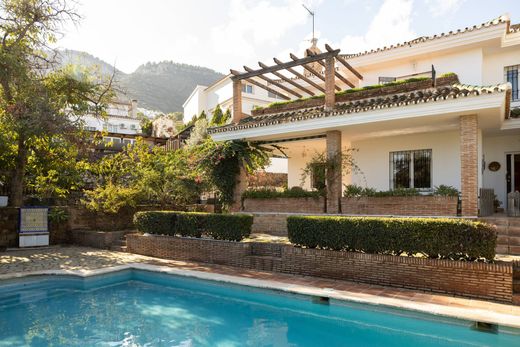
[
  {"left": 250, "top": 213, "right": 289, "bottom": 236},
  {"left": 126, "top": 234, "right": 514, "bottom": 303},
  {"left": 341, "top": 196, "right": 458, "bottom": 216},
  {"left": 0, "top": 208, "right": 18, "bottom": 248},
  {"left": 71, "top": 230, "right": 129, "bottom": 249},
  {"left": 243, "top": 197, "right": 325, "bottom": 214}
]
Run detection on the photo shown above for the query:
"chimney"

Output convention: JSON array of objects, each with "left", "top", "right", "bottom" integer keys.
[{"left": 131, "top": 99, "right": 138, "bottom": 118}]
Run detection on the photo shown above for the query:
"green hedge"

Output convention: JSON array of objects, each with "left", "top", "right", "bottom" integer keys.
[
  {"left": 287, "top": 216, "right": 496, "bottom": 261},
  {"left": 242, "top": 187, "right": 322, "bottom": 199},
  {"left": 133, "top": 211, "right": 253, "bottom": 241}
]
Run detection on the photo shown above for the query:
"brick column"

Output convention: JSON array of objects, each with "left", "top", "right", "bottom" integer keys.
[
  {"left": 326, "top": 130, "right": 342, "bottom": 213},
  {"left": 232, "top": 79, "right": 243, "bottom": 123},
  {"left": 324, "top": 56, "right": 335, "bottom": 110},
  {"left": 230, "top": 166, "right": 248, "bottom": 212},
  {"left": 460, "top": 115, "right": 479, "bottom": 217}
]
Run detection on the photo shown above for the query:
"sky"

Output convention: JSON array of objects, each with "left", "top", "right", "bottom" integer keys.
[{"left": 58, "top": 0, "right": 520, "bottom": 74}]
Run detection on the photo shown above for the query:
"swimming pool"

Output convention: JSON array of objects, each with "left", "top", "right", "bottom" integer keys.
[{"left": 0, "top": 269, "right": 518, "bottom": 346}]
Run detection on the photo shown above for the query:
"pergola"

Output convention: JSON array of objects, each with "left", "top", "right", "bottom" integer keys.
[
  {"left": 229, "top": 44, "right": 363, "bottom": 123},
  {"left": 228, "top": 44, "right": 364, "bottom": 213}
]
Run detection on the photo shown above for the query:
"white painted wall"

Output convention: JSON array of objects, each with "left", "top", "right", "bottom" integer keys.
[
  {"left": 482, "top": 134, "right": 520, "bottom": 207},
  {"left": 83, "top": 114, "right": 141, "bottom": 135}
]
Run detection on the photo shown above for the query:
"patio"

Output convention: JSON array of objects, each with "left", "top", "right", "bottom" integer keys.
[{"left": 1, "top": 245, "right": 520, "bottom": 330}]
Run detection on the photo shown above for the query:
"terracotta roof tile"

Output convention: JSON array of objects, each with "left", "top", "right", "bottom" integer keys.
[
  {"left": 209, "top": 83, "right": 511, "bottom": 135},
  {"left": 340, "top": 16, "right": 509, "bottom": 59}
]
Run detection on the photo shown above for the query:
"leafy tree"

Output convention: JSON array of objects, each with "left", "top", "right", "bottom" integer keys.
[
  {"left": 140, "top": 117, "right": 153, "bottom": 136},
  {"left": 185, "top": 117, "right": 208, "bottom": 147},
  {"left": 0, "top": 0, "right": 113, "bottom": 206},
  {"left": 221, "top": 108, "right": 231, "bottom": 124},
  {"left": 210, "top": 104, "right": 223, "bottom": 126}
]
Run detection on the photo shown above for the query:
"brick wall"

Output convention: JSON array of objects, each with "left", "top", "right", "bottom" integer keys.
[
  {"left": 243, "top": 197, "right": 325, "bottom": 213},
  {"left": 341, "top": 196, "right": 458, "bottom": 216},
  {"left": 126, "top": 234, "right": 514, "bottom": 303}
]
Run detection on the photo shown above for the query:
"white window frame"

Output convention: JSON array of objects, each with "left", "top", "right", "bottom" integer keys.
[{"left": 242, "top": 84, "right": 253, "bottom": 94}]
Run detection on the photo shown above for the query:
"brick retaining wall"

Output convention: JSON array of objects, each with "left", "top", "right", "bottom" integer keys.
[
  {"left": 243, "top": 197, "right": 325, "bottom": 214},
  {"left": 71, "top": 230, "right": 129, "bottom": 249},
  {"left": 250, "top": 213, "right": 289, "bottom": 236},
  {"left": 341, "top": 196, "right": 458, "bottom": 216},
  {"left": 126, "top": 234, "right": 514, "bottom": 303}
]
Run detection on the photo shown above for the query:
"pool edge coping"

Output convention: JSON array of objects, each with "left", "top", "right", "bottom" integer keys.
[{"left": 1, "top": 263, "right": 519, "bottom": 330}]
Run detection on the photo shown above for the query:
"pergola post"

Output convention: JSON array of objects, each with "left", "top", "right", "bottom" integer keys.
[
  {"left": 460, "top": 115, "right": 479, "bottom": 217},
  {"left": 326, "top": 130, "right": 342, "bottom": 213},
  {"left": 232, "top": 80, "right": 243, "bottom": 123},
  {"left": 324, "top": 56, "right": 336, "bottom": 110}
]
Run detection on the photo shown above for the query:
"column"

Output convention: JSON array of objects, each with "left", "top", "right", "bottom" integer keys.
[
  {"left": 324, "top": 56, "right": 335, "bottom": 110},
  {"left": 326, "top": 130, "right": 342, "bottom": 213},
  {"left": 460, "top": 115, "right": 479, "bottom": 217},
  {"left": 232, "top": 79, "right": 243, "bottom": 123}
]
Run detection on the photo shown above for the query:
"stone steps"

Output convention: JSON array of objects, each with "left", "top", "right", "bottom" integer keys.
[
  {"left": 248, "top": 255, "right": 281, "bottom": 272},
  {"left": 110, "top": 236, "right": 127, "bottom": 252},
  {"left": 482, "top": 218, "right": 520, "bottom": 255}
]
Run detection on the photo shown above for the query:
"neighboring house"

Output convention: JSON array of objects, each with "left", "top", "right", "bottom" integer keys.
[
  {"left": 83, "top": 99, "right": 142, "bottom": 135},
  {"left": 83, "top": 99, "right": 166, "bottom": 153},
  {"left": 182, "top": 74, "right": 287, "bottom": 123},
  {"left": 209, "top": 15, "right": 520, "bottom": 217}
]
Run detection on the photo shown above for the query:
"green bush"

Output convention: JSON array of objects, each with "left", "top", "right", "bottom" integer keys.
[
  {"left": 242, "top": 187, "right": 322, "bottom": 199},
  {"left": 133, "top": 211, "right": 253, "bottom": 241},
  {"left": 133, "top": 211, "right": 176, "bottom": 235},
  {"left": 287, "top": 216, "right": 496, "bottom": 261},
  {"left": 433, "top": 185, "right": 459, "bottom": 197},
  {"left": 343, "top": 184, "right": 461, "bottom": 197}
]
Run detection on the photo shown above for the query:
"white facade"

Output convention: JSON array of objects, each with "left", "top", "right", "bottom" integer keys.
[
  {"left": 210, "top": 15, "right": 520, "bottom": 210},
  {"left": 182, "top": 75, "right": 286, "bottom": 122},
  {"left": 83, "top": 100, "right": 142, "bottom": 135}
]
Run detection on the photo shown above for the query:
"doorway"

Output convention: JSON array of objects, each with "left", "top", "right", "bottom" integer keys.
[{"left": 506, "top": 153, "right": 520, "bottom": 195}]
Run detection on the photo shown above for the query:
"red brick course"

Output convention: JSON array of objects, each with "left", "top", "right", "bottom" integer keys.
[
  {"left": 341, "top": 196, "right": 458, "bottom": 216},
  {"left": 127, "top": 234, "right": 514, "bottom": 303}
]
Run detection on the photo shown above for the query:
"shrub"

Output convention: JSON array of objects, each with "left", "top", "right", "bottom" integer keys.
[
  {"left": 133, "top": 211, "right": 253, "bottom": 241},
  {"left": 242, "top": 187, "right": 322, "bottom": 199},
  {"left": 433, "top": 185, "right": 459, "bottom": 196},
  {"left": 287, "top": 216, "right": 496, "bottom": 261},
  {"left": 133, "top": 211, "right": 176, "bottom": 235}
]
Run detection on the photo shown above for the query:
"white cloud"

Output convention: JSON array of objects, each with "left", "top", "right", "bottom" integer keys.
[
  {"left": 337, "top": 0, "right": 416, "bottom": 55},
  {"left": 425, "top": 0, "right": 465, "bottom": 17},
  {"left": 210, "top": 0, "right": 323, "bottom": 72}
]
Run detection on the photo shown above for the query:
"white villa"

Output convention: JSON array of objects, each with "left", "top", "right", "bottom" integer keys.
[
  {"left": 207, "top": 15, "right": 520, "bottom": 218},
  {"left": 183, "top": 75, "right": 287, "bottom": 122}
]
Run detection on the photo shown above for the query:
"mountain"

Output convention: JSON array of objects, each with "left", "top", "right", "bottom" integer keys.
[{"left": 58, "top": 50, "right": 224, "bottom": 113}]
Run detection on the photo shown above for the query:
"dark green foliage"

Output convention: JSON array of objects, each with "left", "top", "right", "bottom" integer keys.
[
  {"left": 287, "top": 216, "right": 496, "bottom": 261},
  {"left": 210, "top": 104, "right": 224, "bottom": 126},
  {"left": 433, "top": 185, "right": 459, "bottom": 197},
  {"left": 133, "top": 211, "right": 253, "bottom": 241},
  {"left": 242, "top": 187, "right": 322, "bottom": 199},
  {"left": 133, "top": 211, "right": 176, "bottom": 235}
]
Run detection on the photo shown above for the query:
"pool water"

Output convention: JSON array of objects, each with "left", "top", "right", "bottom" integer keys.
[{"left": 0, "top": 270, "right": 518, "bottom": 346}]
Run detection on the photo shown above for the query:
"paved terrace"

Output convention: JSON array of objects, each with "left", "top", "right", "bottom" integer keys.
[{"left": 1, "top": 245, "right": 520, "bottom": 330}]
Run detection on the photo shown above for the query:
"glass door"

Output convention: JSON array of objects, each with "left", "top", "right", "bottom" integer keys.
[{"left": 506, "top": 153, "right": 520, "bottom": 195}]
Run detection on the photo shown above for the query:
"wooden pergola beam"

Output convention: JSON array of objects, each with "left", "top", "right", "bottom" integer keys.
[
  {"left": 243, "top": 65, "right": 302, "bottom": 98},
  {"left": 273, "top": 57, "right": 325, "bottom": 93},
  {"left": 289, "top": 53, "right": 341, "bottom": 91},
  {"left": 231, "top": 49, "right": 340, "bottom": 81},
  {"left": 258, "top": 61, "right": 315, "bottom": 96},
  {"left": 325, "top": 44, "right": 363, "bottom": 80},
  {"left": 306, "top": 50, "right": 355, "bottom": 88},
  {"left": 230, "top": 70, "right": 290, "bottom": 101}
]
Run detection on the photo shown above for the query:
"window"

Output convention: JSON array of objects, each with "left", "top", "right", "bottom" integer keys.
[
  {"left": 84, "top": 126, "right": 97, "bottom": 131},
  {"left": 130, "top": 124, "right": 137, "bottom": 130},
  {"left": 390, "top": 149, "right": 432, "bottom": 189},
  {"left": 122, "top": 138, "right": 135, "bottom": 146},
  {"left": 103, "top": 136, "right": 121, "bottom": 144},
  {"left": 242, "top": 84, "right": 253, "bottom": 94},
  {"left": 268, "top": 91, "right": 284, "bottom": 99},
  {"left": 104, "top": 123, "right": 118, "bottom": 132},
  {"left": 505, "top": 65, "right": 519, "bottom": 101},
  {"left": 378, "top": 77, "right": 396, "bottom": 84}
]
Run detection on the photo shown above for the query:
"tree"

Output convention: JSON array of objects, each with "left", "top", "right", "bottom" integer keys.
[
  {"left": 210, "top": 104, "right": 223, "bottom": 126},
  {"left": 0, "top": 0, "right": 113, "bottom": 206},
  {"left": 221, "top": 108, "right": 231, "bottom": 124},
  {"left": 185, "top": 117, "right": 208, "bottom": 147}
]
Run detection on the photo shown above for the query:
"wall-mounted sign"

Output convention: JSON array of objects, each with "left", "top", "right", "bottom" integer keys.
[{"left": 488, "top": 161, "right": 501, "bottom": 172}]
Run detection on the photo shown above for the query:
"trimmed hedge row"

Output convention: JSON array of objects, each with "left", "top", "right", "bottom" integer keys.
[
  {"left": 287, "top": 216, "right": 496, "bottom": 261},
  {"left": 133, "top": 211, "right": 253, "bottom": 241}
]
